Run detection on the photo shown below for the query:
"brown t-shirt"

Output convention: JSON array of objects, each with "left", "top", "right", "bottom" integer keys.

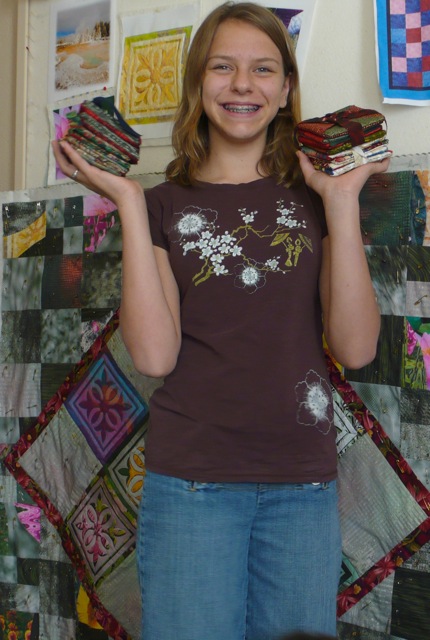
[{"left": 144, "top": 176, "right": 337, "bottom": 482}]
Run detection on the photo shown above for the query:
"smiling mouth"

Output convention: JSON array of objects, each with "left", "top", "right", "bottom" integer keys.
[{"left": 223, "top": 104, "right": 260, "bottom": 113}]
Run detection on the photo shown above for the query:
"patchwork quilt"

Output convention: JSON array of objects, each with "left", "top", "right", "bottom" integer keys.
[
  {"left": 1, "top": 158, "right": 430, "bottom": 639},
  {"left": 374, "top": 0, "right": 430, "bottom": 105}
]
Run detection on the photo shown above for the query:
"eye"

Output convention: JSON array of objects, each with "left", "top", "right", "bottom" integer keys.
[
  {"left": 214, "top": 64, "right": 234, "bottom": 73},
  {"left": 255, "top": 66, "right": 273, "bottom": 74},
  {"left": 208, "top": 61, "right": 232, "bottom": 72}
]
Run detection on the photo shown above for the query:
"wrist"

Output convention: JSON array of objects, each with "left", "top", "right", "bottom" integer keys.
[{"left": 115, "top": 180, "right": 145, "bottom": 210}]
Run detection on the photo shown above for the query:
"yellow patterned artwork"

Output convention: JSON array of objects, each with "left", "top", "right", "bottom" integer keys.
[
  {"left": 119, "top": 27, "right": 192, "bottom": 125},
  {"left": 3, "top": 209, "right": 46, "bottom": 259}
]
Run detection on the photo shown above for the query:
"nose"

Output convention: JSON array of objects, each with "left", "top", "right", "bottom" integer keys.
[{"left": 230, "top": 68, "right": 253, "bottom": 93}]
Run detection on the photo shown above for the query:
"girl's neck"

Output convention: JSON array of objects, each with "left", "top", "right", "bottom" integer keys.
[
  {"left": 197, "top": 135, "right": 266, "bottom": 184},
  {"left": 198, "top": 162, "right": 264, "bottom": 184}
]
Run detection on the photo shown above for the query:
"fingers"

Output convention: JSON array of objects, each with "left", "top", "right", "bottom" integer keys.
[
  {"left": 52, "top": 139, "right": 111, "bottom": 189},
  {"left": 52, "top": 140, "right": 90, "bottom": 180},
  {"left": 296, "top": 147, "right": 390, "bottom": 188},
  {"left": 368, "top": 156, "right": 391, "bottom": 175},
  {"left": 51, "top": 138, "right": 144, "bottom": 208},
  {"left": 296, "top": 149, "right": 313, "bottom": 168},
  {"left": 296, "top": 149, "right": 316, "bottom": 182},
  {"left": 52, "top": 140, "right": 81, "bottom": 181}
]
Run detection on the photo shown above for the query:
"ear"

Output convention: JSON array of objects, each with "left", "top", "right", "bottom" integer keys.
[{"left": 280, "top": 75, "right": 290, "bottom": 109}]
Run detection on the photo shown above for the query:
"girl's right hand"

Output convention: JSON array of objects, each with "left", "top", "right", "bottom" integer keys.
[
  {"left": 51, "top": 140, "right": 143, "bottom": 207},
  {"left": 296, "top": 148, "right": 390, "bottom": 204}
]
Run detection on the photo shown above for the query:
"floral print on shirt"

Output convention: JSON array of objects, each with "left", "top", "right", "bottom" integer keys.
[
  {"left": 172, "top": 198, "right": 313, "bottom": 293},
  {"left": 295, "top": 369, "right": 333, "bottom": 435}
]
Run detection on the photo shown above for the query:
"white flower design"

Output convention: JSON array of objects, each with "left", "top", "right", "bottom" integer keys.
[
  {"left": 295, "top": 369, "right": 333, "bottom": 435},
  {"left": 211, "top": 253, "right": 225, "bottom": 265},
  {"left": 234, "top": 260, "right": 266, "bottom": 293},
  {"left": 241, "top": 267, "right": 259, "bottom": 285},
  {"left": 172, "top": 200, "right": 311, "bottom": 291},
  {"left": 265, "top": 257, "right": 280, "bottom": 270},
  {"left": 173, "top": 206, "right": 218, "bottom": 240},
  {"left": 183, "top": 241, "right": 196, "bottom": 254},
  {"left": 214, "top": 264, "right": 228, "bottom": 276},
  {"left": 276, "top": 200, "right": 307, "bottom": 229},
  {"left": 209, "top": 236, "right": 221, "bottom": 248},
  {"left": 200, "top": 245, "right": 214, "bottom": 258},
  {"left": 239, "top": 208, "right": 257, "bottom": 224},
  {"left": 176, "top": 213, "right": 206, "bottom": 235}
]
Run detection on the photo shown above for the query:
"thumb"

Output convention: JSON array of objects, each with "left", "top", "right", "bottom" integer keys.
[{"left": 296, "top": 149, "right": 316, "bottom": 182}]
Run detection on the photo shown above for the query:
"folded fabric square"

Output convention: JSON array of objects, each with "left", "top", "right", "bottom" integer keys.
[
  {"left": 295, "top": 105, "right": 392, "bottom": 175},
  {"left": 63, "top": 97, "right": 142, "bottom": 176}
]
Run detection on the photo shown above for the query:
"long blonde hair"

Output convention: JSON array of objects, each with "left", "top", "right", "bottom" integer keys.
[{"left": 166, "top": 1, "right": 302, "bottom": 186}]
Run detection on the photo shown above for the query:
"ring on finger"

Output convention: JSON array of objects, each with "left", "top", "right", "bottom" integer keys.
[{"left": 71, "top": 168, "right": 79, "bottom": 180}]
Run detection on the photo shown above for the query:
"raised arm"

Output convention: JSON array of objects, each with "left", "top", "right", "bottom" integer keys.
[
  {"left": 52, "top": 141, "right": 181, "bottom": 377},
  {"left": 297, "top": 150, "right": 390, "bottom": 370}
]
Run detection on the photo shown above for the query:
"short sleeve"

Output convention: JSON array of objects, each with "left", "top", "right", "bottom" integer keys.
[
  {"left": 306, "top": 185, "right": 328, "bottom": 238},
  {"left": 145, "top": 185, "right": 170, "bottom": 251}
]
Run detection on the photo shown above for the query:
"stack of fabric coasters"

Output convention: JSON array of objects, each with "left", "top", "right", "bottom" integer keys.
[
  {"left": 295, "top": 105, "right": 392, "bottom": 176},
  {"left": 62, "top": 97, "right": 141, "bottom": 176}
]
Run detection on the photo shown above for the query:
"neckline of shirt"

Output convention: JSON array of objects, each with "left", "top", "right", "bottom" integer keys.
[{"left": 194, "top": 176, "right": 275, "bottom": 189}]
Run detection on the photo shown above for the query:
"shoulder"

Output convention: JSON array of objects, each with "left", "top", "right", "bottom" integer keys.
[
  {"left": 145, "top": 180, "right": 188, "bottom": 215},
  {"left": 145, "top": 179, "right": 177, "bottom": 201}
]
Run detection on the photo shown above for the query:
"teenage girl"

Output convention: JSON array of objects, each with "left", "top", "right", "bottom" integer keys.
[{"left": 53, "top": 3, "right": 389, "bottom": 638}]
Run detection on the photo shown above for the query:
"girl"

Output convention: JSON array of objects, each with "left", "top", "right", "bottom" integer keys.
[{"left": 53, "top": 3, "right": 388, "bottom": 639}]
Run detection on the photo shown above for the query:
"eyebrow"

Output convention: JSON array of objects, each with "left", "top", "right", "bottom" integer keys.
[{"left": 207, "top": 55, "right": 281, "bottom": 65}]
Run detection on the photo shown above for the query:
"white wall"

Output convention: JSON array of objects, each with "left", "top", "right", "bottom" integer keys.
[
  {"left": 4, "top": 0, "right": 430, "bottom": 191},
  {"left": 0, "top": 0, "right": 21, "bottom": 191}
]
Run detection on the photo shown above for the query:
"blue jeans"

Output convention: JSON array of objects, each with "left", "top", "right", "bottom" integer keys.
[{"left": 137, "top": 471, "right": 341, "bottom": 640}]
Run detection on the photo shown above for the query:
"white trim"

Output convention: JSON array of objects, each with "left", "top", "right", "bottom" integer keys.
[{"left": 14, "top": 0, "right": 29, "bottom": 189}]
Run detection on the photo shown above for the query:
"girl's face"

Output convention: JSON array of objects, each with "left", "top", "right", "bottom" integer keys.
[{"left": 202, "top": 19, "right": 290, "bottom": 150}]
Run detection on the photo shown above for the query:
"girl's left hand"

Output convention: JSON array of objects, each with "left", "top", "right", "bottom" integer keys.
[
  {"left": 296, "top": 149, "right": 390, "bottom": 201},
  {"left": 52, "top": 140, "right": 143, "bottom": 208}
]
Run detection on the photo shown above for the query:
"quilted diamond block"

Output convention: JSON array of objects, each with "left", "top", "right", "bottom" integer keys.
[
  {"left": 65, "top": 348, "right": 148, "bottom": 464},
  {"left": 108, "top": 427, "right": 146, "bottom": 512},
  {"left": 67, "top": 476, "right": 136, "bottom": 584}
]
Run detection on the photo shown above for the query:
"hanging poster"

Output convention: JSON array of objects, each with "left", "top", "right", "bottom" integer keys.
[{"left": 48, "top": 0, "right": 116, "bottom": 103}]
